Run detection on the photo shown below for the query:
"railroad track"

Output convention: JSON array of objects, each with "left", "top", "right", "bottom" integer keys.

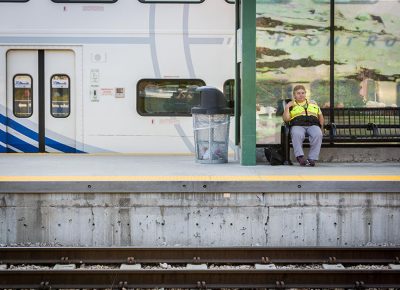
[{"left": 1, "top": 247, "right": 399, "bottom": 289}]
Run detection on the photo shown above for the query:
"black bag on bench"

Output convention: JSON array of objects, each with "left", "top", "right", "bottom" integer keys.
[{"left": 264, "top": 145, "right": 284, "bottom": 166}]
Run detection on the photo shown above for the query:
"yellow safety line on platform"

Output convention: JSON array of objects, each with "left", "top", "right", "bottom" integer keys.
[{"left": 0, "top": 175, "right": 399, "bottom": 182}]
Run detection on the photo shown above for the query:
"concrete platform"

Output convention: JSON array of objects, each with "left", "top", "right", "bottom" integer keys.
[
  {"left": 0, "top": 153, "right": 399, "bottom": 193},
  {"left": 1, "top": 154, "right": 399, "bottom": 247}
]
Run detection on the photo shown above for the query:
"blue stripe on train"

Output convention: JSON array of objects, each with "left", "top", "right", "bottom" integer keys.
[
  {"left": 46, "top": 138, "right": 85, "bottom": 153},
  {"left": 0, "top": 128, "right": 6, "bottom": 141},
  {"left": 0, "top": 142, "right": 17, "bottom": 153},
  {"left": 1, "top": 114, "right": 39, "bottom": 141},
  {"left": 0, "top": 128, "right": 6, "bottom": 153},
  {"left": 0, "top": 113, "right": 85, "bottom": 153},
  {"left": 0, "top": 112, "right": 6, "bottom": 152},
  {"left": 5, "top": 132, "right": 39, "bottom": 152}
]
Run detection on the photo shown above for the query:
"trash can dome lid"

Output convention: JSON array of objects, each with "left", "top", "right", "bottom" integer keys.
[{"left": 191, "top": 86, "right": 232, "bottom": 114}]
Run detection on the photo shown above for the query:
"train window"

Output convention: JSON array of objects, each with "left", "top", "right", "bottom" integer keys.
[
  {"left": 137, "top": 79, "right": 206, "bottom": 116},
  {"left": 50, "top": 74, "right": 70, "bottom": 118},
  {"left": 51, "top": 0, "right": 117, "bottom": 3},
  {"left": 138, "top": 0, "right": 204, "bottom": 3},
  {"left": 13, "top": 74, "right": 33, "bottom": 118},
  {"left": 223, "top": 79, "right": 235, "bottom": 110},
  {"left": 225, "top": 0, "right": 234, "bottom": 3}
]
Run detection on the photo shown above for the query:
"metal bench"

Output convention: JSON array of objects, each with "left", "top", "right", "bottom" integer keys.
[{"left": 281, "top": 107, "right": 400, "bottom": 165}]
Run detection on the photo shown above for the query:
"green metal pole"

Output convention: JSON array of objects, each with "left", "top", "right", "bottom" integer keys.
[
  {"left": 234, "top": 0, "right": 240, "bottom": 147},
  {"left": 240, "top": 0, "right": 256, "bottom": 165}
]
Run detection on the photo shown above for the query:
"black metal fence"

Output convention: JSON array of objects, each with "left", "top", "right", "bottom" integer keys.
[{"left": 321, "top": 107, "right": 400, "bottom": 142}]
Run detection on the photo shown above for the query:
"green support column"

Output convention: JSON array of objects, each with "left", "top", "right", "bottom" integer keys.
[{"left": 240, "top": 0, "right": 256, "bottom": 165}]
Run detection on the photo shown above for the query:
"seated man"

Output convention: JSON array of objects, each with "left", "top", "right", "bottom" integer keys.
[{"left": 282, "top": 85, "right": 324, "bottom": 166}]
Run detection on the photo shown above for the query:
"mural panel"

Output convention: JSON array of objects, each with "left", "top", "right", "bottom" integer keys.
[
  {"left": 256, "top": 0, "right": 400, "bottom": 144},
  {"left": 334, "top": 1, "right": 400, "bottom": 108},
  {"left": 256, "top": 0, "right": 330, "bottom": 143}
]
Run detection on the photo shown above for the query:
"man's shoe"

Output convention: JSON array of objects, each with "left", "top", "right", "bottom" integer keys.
[
  {"left": 296, "top": 156, "right": 307, "bottom": 166},
  {"left": 307, "top": 159, "right": 316, "bottom": 167}
]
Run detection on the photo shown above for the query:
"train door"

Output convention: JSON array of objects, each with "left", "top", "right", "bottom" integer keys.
[{"left": 6, "top": 49, "right": 76, "bottom": 152}]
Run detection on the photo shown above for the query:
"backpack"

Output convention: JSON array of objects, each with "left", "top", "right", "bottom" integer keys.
[{"left": 264, "top": 145, "right": 284, "bottom": 166}]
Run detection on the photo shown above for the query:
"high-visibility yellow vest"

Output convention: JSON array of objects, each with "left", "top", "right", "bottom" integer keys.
[{"left": 290, "top": 100, "right": 320, "bottom": 121}]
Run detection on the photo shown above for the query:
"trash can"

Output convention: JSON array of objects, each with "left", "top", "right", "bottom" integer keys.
[{"left": 191, "top": 86, "right": 232, "bottom": 164}]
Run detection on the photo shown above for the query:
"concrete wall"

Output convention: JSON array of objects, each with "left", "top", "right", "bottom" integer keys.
[{"left": 1, "top": 192, "right": 399, "bottom": 246}]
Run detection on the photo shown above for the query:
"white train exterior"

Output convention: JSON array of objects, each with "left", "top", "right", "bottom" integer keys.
[{"left": 0, "top": 0, "right": 235, "bottom": 153}]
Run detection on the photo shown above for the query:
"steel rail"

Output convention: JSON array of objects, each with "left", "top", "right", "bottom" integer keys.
[
  {"left": 0, "top": 247, "right": 400, "bottom": 264},
  {"left": 0, "top": 269, "right": 400, "bottom": 289},
  {"left": 1, "top": 247, "right": 399, "bottom": 265}
]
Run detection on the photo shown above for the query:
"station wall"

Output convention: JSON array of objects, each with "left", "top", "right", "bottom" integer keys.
[{"left": 1, "top": 192, "right": 399, "bottom": 246}]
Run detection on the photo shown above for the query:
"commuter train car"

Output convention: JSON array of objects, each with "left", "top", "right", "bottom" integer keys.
[{"left": 0, "top": 0, "right": 235, "bottom": 153}]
